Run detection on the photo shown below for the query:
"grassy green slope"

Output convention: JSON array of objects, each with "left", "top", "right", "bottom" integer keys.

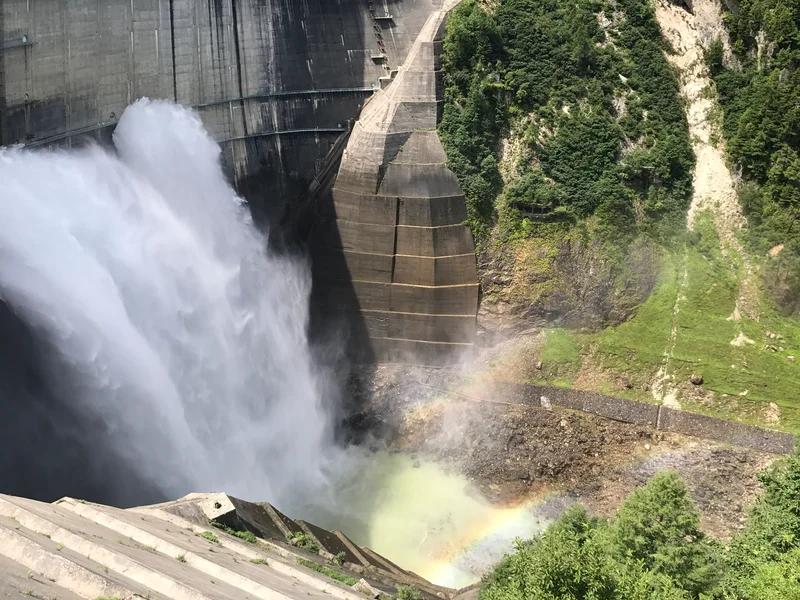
[
  {"left": 442, "top": 0, "right": 800, "bottom": 432},
  {"left": 567, "top": 212, "right": 800, "bottom": 431}
]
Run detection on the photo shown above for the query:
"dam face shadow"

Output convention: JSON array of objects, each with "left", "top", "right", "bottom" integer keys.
[{"left": 0, "top": 301, "right": 167, "bottom": 507}]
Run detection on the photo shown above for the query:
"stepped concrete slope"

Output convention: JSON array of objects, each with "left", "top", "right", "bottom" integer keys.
[
  {"left": 0, "top": 492, "right": 456, "bottom": 600},
  {"left": 0, "top": 0, "right": 445, "bottom": 216},
  {"left": 311, "top": 2, "right": 478, "bottom": 366}
]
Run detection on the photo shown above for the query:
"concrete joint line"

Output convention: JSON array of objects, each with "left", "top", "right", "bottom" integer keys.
[
  {"left": 394, "top": 252, "right": 475, "bottom": 259},
  {"left": 0, "top": 524, "right": 134, "bottom": 600},
  {"left": 337, "top": 249, "right": 474, "bottom": 259},
  {"left": 0, "top": 497, "right": 211, "bottom": 600},
  {"left": 349, "top": 279, "right": 479, "bottom": 289},
  {"left": 395, "top": 224, "right": 466, "bottom": 230},
  {"left": 59, "top": 500, "right": 294, "bottom": 600},
  {"left": 133, "top": 508, "right": 364, "bottom": 600}
]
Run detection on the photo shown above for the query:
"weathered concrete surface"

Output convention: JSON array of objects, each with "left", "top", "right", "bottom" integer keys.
[
  {"left": 0, "top": 492, "right": 454, "bottom": 600},
  {"left": 0, "top": 0, "right": 448, "bottom": 218},
  {"left": 311, "top": 4, "right": 478, "bottom": 366}
]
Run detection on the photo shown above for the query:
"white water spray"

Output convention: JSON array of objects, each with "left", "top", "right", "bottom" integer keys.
[{"left": 0, "top": 99, "right": 339, "bottom": 505}]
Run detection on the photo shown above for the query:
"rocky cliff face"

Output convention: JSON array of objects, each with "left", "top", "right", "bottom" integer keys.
[{"left": 478, "top": 233, "right": 662, "bottom": 335}]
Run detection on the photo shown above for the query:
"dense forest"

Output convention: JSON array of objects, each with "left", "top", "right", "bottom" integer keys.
[
  {"left": 441, "top": 0, "right": 800, "bottom": 596},
  {"left": 479, "top": 451, "right": 800, "bottom": 599},
  {"left": 438, "top": 0, "right": 695, "bottom": 330},
  {"left": 708, "top": 0, "right": 800, "bottom": 314},
  {"left": 440, "top": 0, "right": 693, "bottom": 247}
]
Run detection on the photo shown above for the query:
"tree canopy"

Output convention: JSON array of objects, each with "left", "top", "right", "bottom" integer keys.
[
  {"left": 439, "top": 0, "right": 693, "bottom": 244},
  {"left": 710, "top": 0, "right": 800, "bottom": 313},
  {"left": 479, "top": 455, "right": 800, "bottom": 599}
]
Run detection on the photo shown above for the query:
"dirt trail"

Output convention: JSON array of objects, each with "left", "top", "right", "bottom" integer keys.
[{"left": 652, "top": 0, "right": 759, "bottom": 405}]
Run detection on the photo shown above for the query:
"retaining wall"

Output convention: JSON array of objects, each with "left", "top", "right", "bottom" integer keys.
[{"left": 430, "top": 379, "right": 796, "bottom": 455}]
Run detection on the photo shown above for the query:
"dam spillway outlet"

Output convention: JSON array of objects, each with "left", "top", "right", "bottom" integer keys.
[{"left": 0, "top": 97, "right": 546, "bottom": 593}]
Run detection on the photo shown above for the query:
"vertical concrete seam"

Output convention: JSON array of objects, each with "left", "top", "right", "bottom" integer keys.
[
  {"left": 390, "top": 196, "right": 401, "bottom": 283},
  {"left": 229, "top": 0, "right": 248, "bottom": 136},
  {"left": 169, "top": 0, "right": 178, "bottom": 101}
]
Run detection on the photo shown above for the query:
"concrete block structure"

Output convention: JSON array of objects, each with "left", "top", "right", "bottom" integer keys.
[
  {"left": 311, "top": 5, "right": 478, "bottom": 366},
  {"left": 1, "top": 0, "right": 478, "bottom": 366},
  {"left": 0, "top": 0, "right": 448, "bottom": 219},
  {"left": 0, "top": 491, "right": 455, "bottom": 600}
]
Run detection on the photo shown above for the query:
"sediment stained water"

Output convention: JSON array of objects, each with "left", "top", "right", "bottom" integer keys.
[{"left": 301, "top": 452, "right": 553, "bottom": 588}]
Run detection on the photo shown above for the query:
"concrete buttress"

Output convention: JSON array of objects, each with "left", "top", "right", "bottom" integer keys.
[{"left": 310, "top": 6, "right": 478, "bottom": 366}]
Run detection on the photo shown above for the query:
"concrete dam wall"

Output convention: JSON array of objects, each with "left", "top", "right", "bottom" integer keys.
[
  {"left": 311, "top": 5, "right": 477, "bottom": 365},
  {"left": 0, "top": 0, "right": 478, "bottom": 365},
  {"left": 0, "top": 0, "right": 441, "bottom": 219}
]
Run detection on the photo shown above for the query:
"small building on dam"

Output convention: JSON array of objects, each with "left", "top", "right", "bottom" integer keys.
[{"left": 0, "top": 0, "right": 478, "bottom": 366}]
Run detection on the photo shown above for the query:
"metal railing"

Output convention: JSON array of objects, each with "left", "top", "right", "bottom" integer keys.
[
  {"left": 216, "top": 128, "right": 346, "bottom": 145},
  {"left": 194, "top": 87, "right": 374, "bottom": 109}
]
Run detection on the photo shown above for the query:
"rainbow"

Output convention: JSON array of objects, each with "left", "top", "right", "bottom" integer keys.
[{"left": 414, "top": 497, "right": 554, "bottom": 588}]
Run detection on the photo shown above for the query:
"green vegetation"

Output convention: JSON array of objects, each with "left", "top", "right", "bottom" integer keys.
[
  {"left": 200, "top": 531, "right": 219, "bottom": 543},
  {"left": 552, "top": 213, "right": 800, "bottom": 428},
  {"left": 287, "top": 531, "right": 320, "bottom": 554},
  {"left": 296, "top": 557, "right": 359, "bottom": 586},
  {"left": 209, "top": 519, "right": 258, "bottom": 544},
  {"left": 587, "top": 258, "right": 677, "bottom": 385},
  {"left": 480, "top": 455, "right": 800, "bottom": 598},
  {"left": 442, "top": 0, "right": 800, "bottom": 428},
  {"left": 396, "top": 586, "right": 424, "bottom": 600},
  {"left": 251, "top": 557, "right": 269, "bottom": 565},
  {"left": 540, "top": 328, "right": 581, "bottom": 365},
  {"left": 332, "top": 551, "right": 347, "bottom": 565},
  {"left": 176, "top": 554, "right": 186, "bottom": 563},
  {"left": 441, "top": 0, "right": 692, "bottom": 244},
  {"left": 440, "top": 0, "right": 701, "bottom": 374},
  {"left": 709, "top": 0, "right": 800, "bottom": 313}
]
